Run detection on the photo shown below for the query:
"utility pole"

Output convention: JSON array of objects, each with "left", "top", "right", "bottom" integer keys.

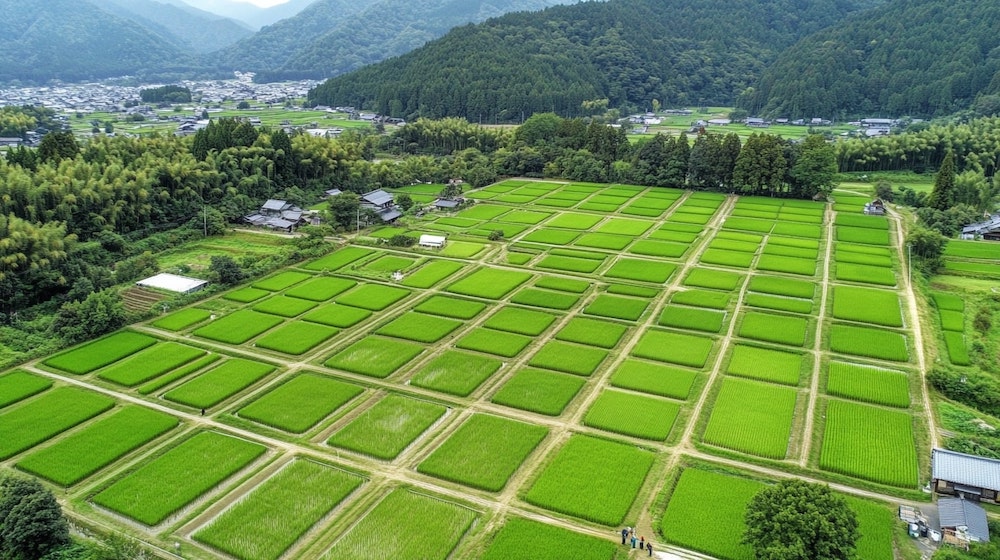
[
  {"left": 907, "top": 243, "right": 912, "bottom": 285},
  {"left": 203, "top": 205, "right": 207, "bottom": 237}
]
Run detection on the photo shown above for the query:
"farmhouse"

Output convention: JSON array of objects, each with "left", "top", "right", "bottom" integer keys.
[
  {"left": 931, "top": 448, "right": 1000, "bottom": 503},
  {"left": 960, "top": 214, "right": 1000, "bottom": 240},
  {"left": 432, "top": 198, "right": 461, "bottom": 211},
  {"left": 361, "top": 189, "right": 402, "bottom": 222},
  {"left": 939, "top": 497, "right": 990, "bottom": 546},
  {"left": 244, "top": 199, "right": 318, "bottom": 232},
  {"left": 863, "top": 199, "right": 886, "bottom": 216}
]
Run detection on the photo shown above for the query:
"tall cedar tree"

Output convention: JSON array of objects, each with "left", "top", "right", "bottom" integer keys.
[{"left": 928, "top": 151, "right": 957, "bottom": 210}]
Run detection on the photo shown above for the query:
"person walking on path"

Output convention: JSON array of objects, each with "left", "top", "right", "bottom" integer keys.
[
  {"left": 630, "top": 534, "right": 637, "bottom": 549},
  {"left": 621, "top": 528, "right": 628, "bottom": 545},
  {"left": 639, "top": 536, "right": 645, "bottom": 549},
  {"left": 646, "top": 542, "right": 653, "bottom": 556}
]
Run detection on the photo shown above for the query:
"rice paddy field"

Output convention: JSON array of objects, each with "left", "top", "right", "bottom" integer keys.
[{"left": 4, "top": 179, "right": 926, "bottom": 559}]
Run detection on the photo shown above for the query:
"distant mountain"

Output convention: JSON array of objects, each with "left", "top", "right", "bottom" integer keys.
[
  {"left": 742, "top": 0, "right": 1000, "bottom": 119},
  {"left": 178, "top": 0, "right": 317, "bottom": 29},
  {"left": 92, "top": 0, "right": 254, "bottom": 53},
  {"left": 209, "top": 0, "right": 577, "bottom": 81},
  {"left": 0, "top": 0, "right": 197, "bottom": 83},
  {"left": 307, "top": 0, "right": 877, "bottom": 121}
]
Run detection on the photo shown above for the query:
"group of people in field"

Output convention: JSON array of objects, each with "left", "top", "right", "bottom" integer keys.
[{"left": 621, "top": 526, "right": 653, "bottom": 555}]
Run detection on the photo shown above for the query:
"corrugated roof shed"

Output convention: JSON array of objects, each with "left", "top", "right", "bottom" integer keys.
[
  {"left": 362, "top": 189, "right": 394, "bottom": 207},
  {"left": 262, "top": 199, "right": 289, "bottom": 211},
  {"left": 378, "top": 209, "right": 402, "bottom": 222},
  {"left": 932, "top": 448, "right": 1000, "bottom": 490},
  {"left": 939, "top": 498, "right": 990, "bottom": 542}
]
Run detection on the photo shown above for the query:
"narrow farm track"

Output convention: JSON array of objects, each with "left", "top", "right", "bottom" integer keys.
[{"left": 12, "top": 184, "right": 939, "bottom": 560}]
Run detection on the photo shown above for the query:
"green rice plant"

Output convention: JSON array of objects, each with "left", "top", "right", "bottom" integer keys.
[
  {"left": 98, "top": 342, "right": 206, "bottom": 386},
  {"left": 549, "top": 248, "right": 606, "bottom": 261},
  {"left": 536, "top": 196, "right": 577, "bottom": 208},
  {"left": 505, "top": 251, "right": 533, "bottom": 265},
  {"left": 739, "top": 311, "right": 808, "bottom": 347},
  {"left": 194, "top": 460, "right": 362, "bottom": 560},
  {"left": 826, "top": 362, "right": 910, "bottom": 408},
  {"left": 723, "top": 217, "right": 774, "bottom": 233},
  {"left": 700, "top": 249, "right": 754, "bottom": 268},
  {"left": 500, "top": 210, "right": 552, "bottom": 224},
  {"left": 164, "top": 359, "right": 276, "bottom": 409},
  {"left": 152, "top": 308, "right": 212, "bottom": 331},
  {"left": 482, "top": 307, "right": 557, "bottom": 336},
  {"left": 418, "top": 414, "right": 547, "bottom": 491},
  {"left": 302, "top": 303, "right": 372, "bottom": 328},
  {"left": 609, "top": 360, "right": 697, "bottom": 400},
  {"left": 944, "top": 240, "right": 1000, "bottom": 259},
  {"left": 660, "top": 468, "right": 761, "bottom": 560},
  {"left": 303, "top": 246, "right": 375, "bottom": 271},
  {"left": 447, "top": 268, "right": 532, "bottom": 299},
  {"left": 659, "top": 305, "right": 726, "bottom": 333},
  {"left": 726, "top": 344, "right": 803, "bottom": 386},
  {"left": 944, "top": 331, "right": 971, "bottom": 365},
  {"left": 93, "top": 431, "right": 267, "bottom": 525},
  {"left": 554, "top": 317, "right": 629, "bottom": 349},
  {"left": 836, "top": 226, "right": 890, "bottom": 245},
  {"left": 17, "top": 406, "right": 177, "bottom": 486},
  {"left": 252, "top": 295, "right": 318, "bottom": 317},
  {"left": 528, "top": 341, "right": 609, "bottom": 376},
  {"left": 435, "top": 217, "right": 481, "bottom": 228},
  {"left": 932, "top": 292, "right": 965, "bottom": 312},
  {"left": 368, "top": 226, "right": 408, "bottom": 239},
  {"left": 456, "top": 205, "right": 510, "bottom": 220},
  {"left": 535, "top": 254, "right": 603, "bottom": 273},
  {"left": 456, "top": 328, "right": 533, "bottom": 358},
  {"left": 328, "top": 395, "right": 445, "bottom": 459},
  {"left": 829, "top": 324, "right": 909, "bottom": 362},
  {"left": 595, "top": 218, "right": 653, "bottom": 235},
  {"left": 703, "top": 377, "right": 796, "bottom": 459},
  {"left": 583, "top": 390, "right": 680, "bottom": 441},
  {"left": 831, "top": 286, "right": 903, "bottom": 327},
  {"left": 521, "top": 228, "right": 579, "bottom": 245},
  {"left": 44, "top": 331, "right": 157, "bottom": 375},
  {"left": 440, "top": 241, "right": 487, "bottom": 258},
  {"left": 334, "top": 284, "right": 411, "bottom": 311},
  {"left": 285, "top": 277, "right": 357, "bottom": 301},
  {"left": 671, "top": 288, "right": 731, "bottom": 310},
  {"left": 669, "top": 212, "right": 712, "bottom": 224},
  {"left": 588, "top": 194, "right": 631, "bottom": 205},
  {"left": 835, "top": 213, "right": 889, "bottom": 230},
  {"left": 768, "top": 236, "right": 820, "bottom": 249},
  {"left": 322, "top": 489, "right": 476, "bottom": 560},
  {"left": 474, "top": 223, "right": 529, "bottom": 238},
  {"left": 632, "top": 329, "right": 715, "bottom": 368},
  {"left": 732, "top": 208, "right": 777, "bottom": 220},
  {"left": 0, "top": 370, "right": 52, "bottom": 409},
  {"left": 835, "top": 250, "right": 893, "bottom": 267},
  {"left": 747, "top": 275, "right": 813, "bottom": 298},
  {"left": 649, "top": 229, "right": 699, "bottom": 243},
  {"left": 709, "top": 238, "right": 760, "bottom": 253},
  {"left": 491, "top": 368, "right": 585, "bottom": 416},
  {"left": 534, "top": 276, "right": 590, "bottom": 293},
  {"left": 137, "top": 355, "right": 220, "bottom": 395},
  {"left": 659, "top": 221, "right": 704, "bottom": 233},
  {"left": 400, "top": 261, "right": 465, "bottom": 289},
  {"left": 584, "top": 294, "right": 650, "bottom": 321},
  {"left": 604, "top": 258, "right": 677, "bottom": 283},
  {"left": 743, "top": 293, "right": 813, "bottom": 314},
  {"left": 525, "top": 434, "right": 654, "bottom": 526},
  {"left": 414, "top": 295, "right": 487, "bottom": 320},
  {"left": 756, "top": 254, "right": 816, "bottom": 276},
  {"left": 253, "top": 271, "right": 311, "bottom": 291},
  {"left": 224, "top": 287, "right": 270, "bottom": 303},
  {"left": 762, "top": 243, "right": 817, "bottom": 260},
  {"left": 939, "top": 309, "right": 965, "bottom": 332},
  {"left": 194, "top": 310, "right": 284, "bottom": 345},
  {"left": 0, "top": 387, "right": 114, "bottom": 460},
  {"left": 607, "top": 284, "right": 659, "bottom": 297},
  {"left": 573, "top": 233, "right": 632, "bottom": 250},
  {"left": 943, "top": 260, "right": 1000, "bottom": 277},
  {"left": 510, "top": 288, "right": 580, "bottom": 310},
  {"left": 577, "top": 202, "right": 620, "bottom": 212},
  {"left": 770, "top": 222, "right": 822, "bottom": 239},
  {"left": 819, "top": 399, "right": 918, "bottom": 487},
  {"left": 239, "top": 374, "right": 363, "bottom": 433},
  {"left": 846, "top": 497, "right": 896, "bottom": 560},
  {"left": 628, "top": 240, "right": 688, "bottom": 259},
  {"left": 376, "top": 312, "right": 463, "bottom": 343},
  {"left": 684, "top": 268, "right": 742, "bottom": 291},
  {"left": 621, "top": 205, "right": 664, "bottom": 217},
  {"left": 325, "top": 337, "right": 424, "bottom": 378},
  {"left": 410, "top": 351, "right": 503, "bottom": 396},
  {"left": 481, "top": 517, "right": 617, "bottom": 560},
  {"left": 544, "top": 212, "right": 603, "bottom": 229},
  {"left": 255, "top": 322, "right": 338, "bottom": 355},
  {"left": 495, "top": 194, "right": 536, "bottom": 204}
]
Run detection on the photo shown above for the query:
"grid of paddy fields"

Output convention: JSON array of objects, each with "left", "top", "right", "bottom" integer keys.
[{"left": 1, "top": 179, "right": 927, "bottom": 560}]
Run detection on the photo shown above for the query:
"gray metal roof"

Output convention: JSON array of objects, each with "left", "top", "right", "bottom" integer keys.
[
  {"left": 435, "top": 199, "right": 460, "bottom": 208},
  {"left": 265, "top": 218, "right": 295, "bottom": 229},
  {"left": 362, "top": 189, "right": 394, "bottom": 206},
  {"left": 938, "top": 498, "right": 990, "bottom": 542},
  {"left": 262, "top": 199, "right": 289, "bottom": 211},
  {"left": 932, "top": 448, "right": 1000, "bottom": 490},
  {"left": 379, "top": 209, "right": 403, "bottom": 222}
]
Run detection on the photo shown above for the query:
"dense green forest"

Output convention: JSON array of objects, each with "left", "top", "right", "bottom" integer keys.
[
  {"left": 306, "top": 0, "right": 875, "bottom": 121},
  {"left": 741, "top": 0, "right": 1000, "bottom": 118}
]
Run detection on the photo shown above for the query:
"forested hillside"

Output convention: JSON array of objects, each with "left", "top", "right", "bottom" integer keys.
[
  {"left": 741, "top": 0, "right": 1000, "bottom": 118},
  {"left": 211, "top": 0, "right": 574, "bottom": 81},
  {"left": 307, "top": 0, "right": 876, "bottom": 121},
  {"left": 94, "top": 0, "right": 253, "bottom": 54},
  {"left": 0, "top": 0, "right": 198, "bottom": 83}
]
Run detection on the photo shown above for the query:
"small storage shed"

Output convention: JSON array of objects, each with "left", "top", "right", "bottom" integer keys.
[
  {"left": 939, "top": 497, "right": 990, "bottom": 545},
  {"left": 136, "top": 273, "right": 208, "bottom": 294},
  {"left": 418, "top": 234, "right": 446, "bottom": 248}
]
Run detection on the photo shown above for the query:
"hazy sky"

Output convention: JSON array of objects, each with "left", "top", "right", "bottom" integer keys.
[{"left": 231, "top": 0, "right": 289, "bottom": 7}]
